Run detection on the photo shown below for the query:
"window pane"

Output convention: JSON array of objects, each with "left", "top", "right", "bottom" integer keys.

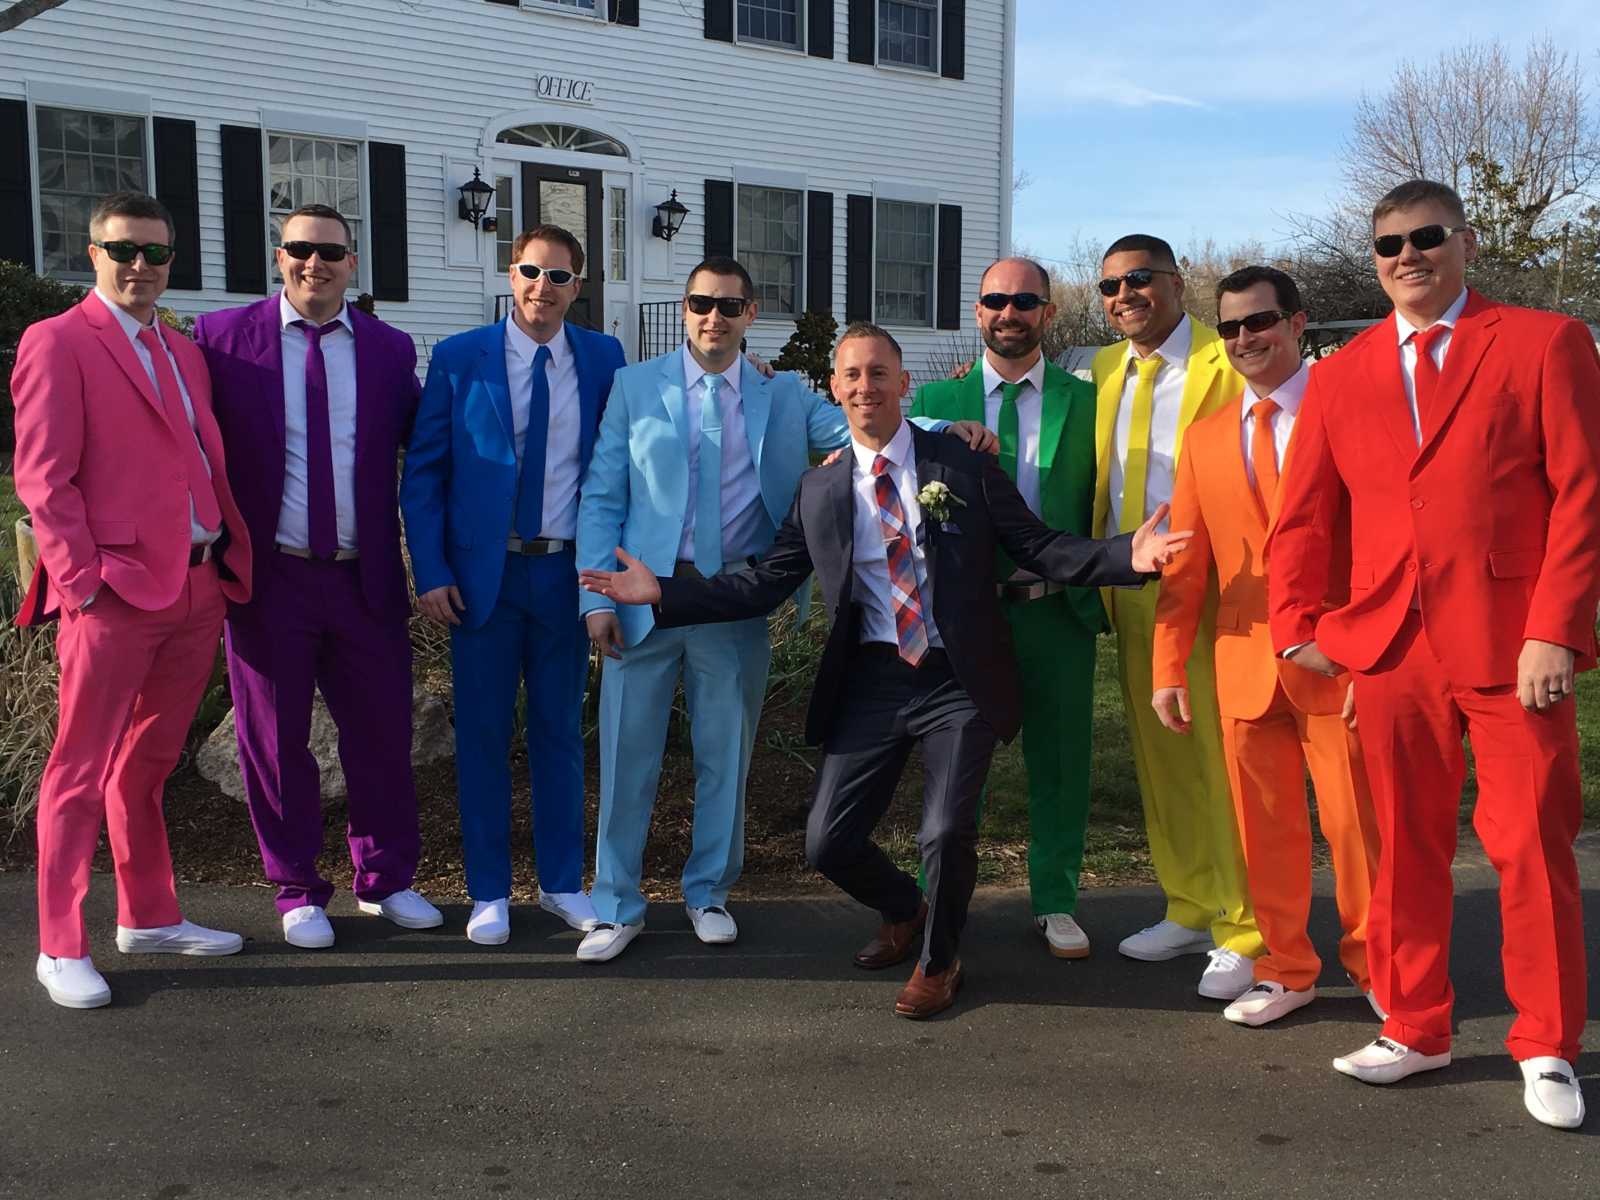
[
  {"left": 875, "top": 200, "right": 934, "bottom": 325},
  {"left": 495, "top": 175, "right": 515, "bottom": 274},
  {"left": 738, "top": 0, "right": 801, "bottom": 48},
  {"left": 879, "top": 0, "right": 936, "bottom": 69},
  {"left": 737, "top": 184, "right": 802, "bottom": 316},
  {"left": 35, "top": 107, "right": 150, "bottom": 280},
  {"left": 608, "top": 185, "right": 627, "bottom": 282},
  {"left": 268, "top": 131, "right": 364, "bottom": 276},
  {"left": 540, "top": 180, "right": 589, "bottom": 274}
]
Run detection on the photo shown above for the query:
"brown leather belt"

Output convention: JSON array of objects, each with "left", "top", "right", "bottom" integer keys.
[
  {"left": 507, "top": 536, "right": 568, "bottom": 556},
  {"left": 276, "top": 543, "right": 360, "bottom": 562}
]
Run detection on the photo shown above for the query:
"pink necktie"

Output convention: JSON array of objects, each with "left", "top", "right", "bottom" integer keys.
[{"left": 135, "top": 326, "right": 220, "bottom": 531}]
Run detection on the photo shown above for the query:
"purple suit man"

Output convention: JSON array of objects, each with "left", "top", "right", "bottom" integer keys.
[{"left": 194, "top": 203, "right": 441, "bottom": 948}]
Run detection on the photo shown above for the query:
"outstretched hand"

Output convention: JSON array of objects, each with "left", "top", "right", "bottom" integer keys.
[
  {"left": 1130, "top": 503, "right": 1192, "bottom": 573},
  {"left": 578, "top": 548, "right": 662, "bottom": 607}
]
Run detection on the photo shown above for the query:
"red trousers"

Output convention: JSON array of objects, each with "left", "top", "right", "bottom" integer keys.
[
  {"left": 36, "top": 564, "right": 225, "bottom": 958},
  {"left": 1355, "top": 612, "right": 1586, "bottom": 1061}
]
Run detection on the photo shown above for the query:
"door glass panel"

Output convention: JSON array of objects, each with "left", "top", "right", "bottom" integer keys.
[
  {"left": 494, "top": 174, "right": 515, "bottom": 273},
  {"left": 539, "top": 180, "right": 588, "bottom": 276}
]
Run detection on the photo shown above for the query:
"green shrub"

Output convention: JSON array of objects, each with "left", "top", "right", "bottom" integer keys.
[{"left": 772, "top": 310, "right": 838, "bottom": 395}]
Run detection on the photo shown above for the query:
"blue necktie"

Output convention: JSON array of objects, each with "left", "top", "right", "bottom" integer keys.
[
  {"left": 695, "top": 374, "right": 724, "bottom": 576},
  {"left": 514, "top": 344, "right": 552, "bottom": 539}
]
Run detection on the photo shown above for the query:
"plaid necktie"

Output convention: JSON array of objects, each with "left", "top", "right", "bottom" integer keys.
[{"left": 872, "top": 453, "right": 929, "bottom": 667}]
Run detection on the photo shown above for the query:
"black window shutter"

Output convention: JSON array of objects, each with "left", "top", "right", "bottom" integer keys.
[
  {"left": 845, "top": 194, "right": 873, "bottom": 322},
  {"left": 847, "top": 0, "right": 874, "bottom": 64},
  {"left": 608, "top": 0, "right": 639, "bottom": 24},
  {"left": 153, "top": 118, "right": 201, "bottom": 290},
  {"left": 219, "top": 124, "right": 267, "bottom": 295},
  {"left": 940, "top": 0, "right": 965, "bottom": 79},
  {"left": 367, "top": 141, "right": 409, "bottom": 303},
  {"left": 0, "top": 99, "right": 36, "bottom": 270},
  {"left": 935, "top": 204, "right": 962, "bottom": 330},
  {"left": 807, "top": 0, "right": 833, "bottom": 58},
  {"left": 805, "top": 190, "right": 833, "bottom": 313},
  {"left": 705, "top": 0, "right": 733, "bottom": 41},
  {"left": 703, "top": 179, "right": 734, "bottom": 259}
]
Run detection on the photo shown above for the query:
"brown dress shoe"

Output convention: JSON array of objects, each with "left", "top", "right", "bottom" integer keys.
[
  {"left": 853, "top": 900, "right": 928, "bottom": 970},
  {"left": 894, "top": 959, "right": 963, "bottom": 1019}
]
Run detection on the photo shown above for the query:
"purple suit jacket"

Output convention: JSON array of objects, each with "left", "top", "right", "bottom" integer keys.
[{"left": 193, "top": 294, "right": 421, "bottom": 624}]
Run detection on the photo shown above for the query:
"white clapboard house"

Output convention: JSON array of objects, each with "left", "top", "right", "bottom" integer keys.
[{"left": 0, "top": 0, "right": 1015, "bottom": 377}]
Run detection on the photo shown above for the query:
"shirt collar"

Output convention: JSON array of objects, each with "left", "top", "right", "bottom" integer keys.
[
  {"left": 1243, "top": 362, "right": 1309, "bottom": 420},
  {"left": 981, "top": 350, "right": 1046, "bottom": 398},
  {"left": 1126, "top": 313, "right": 1192, "bottom": 371},
  {"left": 94, "top": 287, "right": 157, "bottom": 342},
  {"left": 279, "top": 290, "right": 353, "bottom": 335},
  {"left": 850, "top": 416, "right": 913, "bottom": 475},
  {"left": 681, "top": 343, "right": 742, "bottom": 401},
  {"left": 1394, "top": 288, "right": 1469, "bottom": 345},
  {"left": 505, "top": 316, "right": 570, "bottom": 367}
]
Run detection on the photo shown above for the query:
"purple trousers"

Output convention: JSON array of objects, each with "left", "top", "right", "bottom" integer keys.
[{"left": 224, "top": 551, "right": 418, "bottom": 913}]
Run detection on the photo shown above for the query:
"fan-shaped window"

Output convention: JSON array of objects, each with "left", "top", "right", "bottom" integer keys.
[{"left": 495, "top": 123, "right": 628, "bottom": 157}]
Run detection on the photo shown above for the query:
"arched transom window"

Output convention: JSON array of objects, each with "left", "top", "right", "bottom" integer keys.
[{"left": 495, "top": 123, "right": 628, "bottom": 157}]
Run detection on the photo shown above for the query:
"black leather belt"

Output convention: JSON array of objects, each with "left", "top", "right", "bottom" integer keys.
[
  {"left": 276, "top": 543, "right": 360, "bottom": 562},
  {"left": 507, "top": 537, "right": 568, "bottom": 556},
  {"left": 673, "top": 557, "right": 757, "bottom": 580},
  {"left": 997, "top": 579, "right": 1066, "bottom": 603},
  {"left": 857, "top": 642, "right": 950, "bottom": 668}
]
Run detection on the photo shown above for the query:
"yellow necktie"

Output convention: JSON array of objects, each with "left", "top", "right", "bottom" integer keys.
[{"left": 1119, "top": 353, "right": 1164, "bottom": 533}]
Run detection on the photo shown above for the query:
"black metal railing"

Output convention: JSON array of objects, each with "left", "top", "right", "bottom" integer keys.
[{"left": 638, "top": 300, "right": 679, "bottom": 362}]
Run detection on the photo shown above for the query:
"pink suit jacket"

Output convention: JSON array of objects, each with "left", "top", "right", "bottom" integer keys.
[{"left": 11, "top": 292, "right": 252, "bottom": 624}]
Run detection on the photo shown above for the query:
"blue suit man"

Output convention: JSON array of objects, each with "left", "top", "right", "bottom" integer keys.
[
  {"left": 574, "top": 257, "right": 977, "bottom": 961},
  {"left": 400, "top": 225, "right": 625, "bottom": 944}
]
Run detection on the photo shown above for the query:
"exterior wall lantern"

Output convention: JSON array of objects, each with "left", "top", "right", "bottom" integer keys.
[
  {"left": 652, "top": 189, "right": 689, "bottom": 241},
  {"left": 458, "top": 167, "right": 496, "bottom": 227}
]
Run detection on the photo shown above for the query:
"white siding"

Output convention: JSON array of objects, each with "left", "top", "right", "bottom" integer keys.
[{"left": 1, "top": 0, "right": 1010, "bottom": 378}]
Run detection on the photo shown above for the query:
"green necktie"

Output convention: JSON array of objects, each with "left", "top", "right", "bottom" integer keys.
[{"left": 998, "top": 381, "right": 1022, "bottom": 483}]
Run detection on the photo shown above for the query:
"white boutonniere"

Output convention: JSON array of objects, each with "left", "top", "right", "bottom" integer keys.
[{"left": 916, "top": 480, "right": 966, "bottom": 523}]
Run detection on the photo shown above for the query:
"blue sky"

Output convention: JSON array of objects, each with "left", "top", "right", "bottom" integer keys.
[{"left": 1010, "top": 0, "right": 1600, "bottom": 271}]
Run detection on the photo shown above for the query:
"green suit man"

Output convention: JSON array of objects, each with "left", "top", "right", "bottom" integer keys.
[{"left": 909, "top": 256, "right": 1101, "bottom": 958}]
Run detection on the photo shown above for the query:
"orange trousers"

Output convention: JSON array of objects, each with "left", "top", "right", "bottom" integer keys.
[
  {"left": 1354, "top": 612, "right": 1586, "bottom": 1062},
  {"left": 1220, "top": 684, "right": 1381, "bottom": 993}
]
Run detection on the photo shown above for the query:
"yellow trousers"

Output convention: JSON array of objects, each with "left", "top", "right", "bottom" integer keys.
[{"left": 1111, "top": 584, "right": 1261, "bottom": 956}]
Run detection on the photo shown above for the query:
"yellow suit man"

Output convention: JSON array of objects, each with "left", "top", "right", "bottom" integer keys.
[{"left": 1089, "top": 234, "right": 1261, "bottom": 998}]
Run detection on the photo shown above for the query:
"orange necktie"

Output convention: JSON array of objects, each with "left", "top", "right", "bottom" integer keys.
[{"left": 1250, "top": 397, "right": 1280, "bottom": 514}]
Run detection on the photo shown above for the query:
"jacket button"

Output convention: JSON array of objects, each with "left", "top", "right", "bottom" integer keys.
[
  {"left": 1406, "top": 561, "right": 1417, "bottom": 573},
  {"left": 1411, "top": 498, "right": 1424, "bottom": 509}
]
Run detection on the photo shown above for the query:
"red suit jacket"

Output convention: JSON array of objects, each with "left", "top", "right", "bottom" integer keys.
[
  {"left": 12, "top": 292, "right": 252, "bottom": 624},
  {"left": 1268, "top": 290, "right": 1600, "bottom": 684}
]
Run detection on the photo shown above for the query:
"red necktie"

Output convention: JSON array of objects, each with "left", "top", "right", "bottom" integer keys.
[
  {"left": 1409, "top": 324, "right": 1449, "bottom": 441},
  {"left": 135, "top": 326, "right": 221, "bottom": 531},
  {"left": 1250, "top": 398, "right": 1280, "bottom": 514},
  {"left": 872, "top": 454, "right": 929, "bottom": 666}
]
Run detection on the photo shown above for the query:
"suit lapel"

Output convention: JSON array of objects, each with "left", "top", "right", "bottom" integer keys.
[
  {"left": 1364, "top": 313, "right": 1422, "bottom": 463},
  {"left": 824, "top": 446, "right": 856, "bottom": 598},
  {"left": 481, "top": 321, "right": 514, "bottom": 448},
  {"left": 961, "top": 364, "right": 987, "bottom": 424},
  {"left": 1092, "top": 345, "right": 1126, "bottom": 536},
  {"left": 567, "top": 323, "right": 602, "bottom": 467},
  {"left": 85, "top": 297, "right": 163, "bottom": 416},
  {"left": 661, "top": 349, "right": 690, "bottom": 460},
  {"left": 1177, "top": 326, "right": 1223, "bottom": 459},
  {"left": 1036, "top": 361, "right": 1070, "bottom": 492},
  {"left": 740, "top": 357, "right": 771, "bottom": 469},
  {"left": 909, "top": 425, "right": 941, "bottom": 586},
  {"left": 350, "top": 307, "right": 380, "bottom": 495},
  {"left": 1418, "top": 294, "right": 1497, "bottom": 457}
]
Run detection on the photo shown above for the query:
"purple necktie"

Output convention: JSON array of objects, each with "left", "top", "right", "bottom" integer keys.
[{"left": 296, "top": 319, "right": 342, "bottom": 558}]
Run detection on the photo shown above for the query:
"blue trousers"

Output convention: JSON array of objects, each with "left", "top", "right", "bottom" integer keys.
[
  {"left": 450, "top": 551, "right": 587, "bottom": 901},
  {"left": 592, "top": 616, "right": 770, "bottom": 926}
]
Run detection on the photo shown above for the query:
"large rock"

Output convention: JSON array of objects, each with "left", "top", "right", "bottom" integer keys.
[{"left": 196, "top": 684, "right": 453, "bottom": 801}]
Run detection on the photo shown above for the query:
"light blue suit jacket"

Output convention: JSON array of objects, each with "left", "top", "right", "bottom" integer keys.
[
  {"left": 577, "top": 352, "right": 851, "bottom": 648},
  {"left": 401, "top": 319, "right": 626, "bottom": 630}
]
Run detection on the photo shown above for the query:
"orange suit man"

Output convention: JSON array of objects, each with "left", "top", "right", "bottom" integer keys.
[
  {"left": 1153, "top": 266, "right": 1380, "bottom": 1029},
  {"left": 1269, "top": 180, "right": 1600, "bottom": 1131}
]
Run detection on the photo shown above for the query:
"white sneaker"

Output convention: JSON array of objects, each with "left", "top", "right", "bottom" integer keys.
[
  {"left": 539, "top": 889, "right": 600, "bottom": 932},
  {"left": 1333, "top": 1036, "right": 1451, "bottom": 1084},
  {"left": 1366, "top": 990, "right": 1387, "bottom": 1020},
  {"left": 686, "top": 904, "right": 738, "bottom": 945},
  {"left": 282, "top": 905, "right": 335, "bottom": 949},
  {"left": 576, "top": 922, "right": 643, "bottom": 963},
  {"left": 467, "top": 898, "right": 510, "bottom": 945},
  {"left": 1036, "top": 913, "right": 1090, "bottom": 959},
  {"left": 357, "top": 889, "right": 443, "bottom": 930},
  {"left": 35, "top": 953, "right": 111, "bottom": 1009},
  {"left": 1198, "top": 947, "right": 1256, "bottom": 999},
  {"left": 115, "top": 919, "right": 243, "bottom": 957},
  {"left": 1117, "top": 919, "right": 1211, "bottom": 961},
  {"left": 1520, "top": 1056, "right": 1586, "bottom": 1130},
  {"left": 1224, "top": 981, "right": 1315, "bottom": 1027}
]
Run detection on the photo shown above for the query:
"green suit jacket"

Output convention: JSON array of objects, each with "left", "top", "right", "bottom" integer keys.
[{"left": 910, "top": 360, "right": 1105, "bottom": 637}]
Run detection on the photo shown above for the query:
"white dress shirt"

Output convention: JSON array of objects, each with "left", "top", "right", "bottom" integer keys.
[
  {"left": 1394, "top": 288, "right": 1469, "bottom": 443},
  {"left": 1240, "top": 362, "right": 1308, "bottom": 487},
  {"left": 504, "top": 317, "right": 582, "bottom": 540},
  {"left": 677, "top": 344, "right": 769, "bottom": 563},
  {"left": 94, "top": 287, "right": 217, "bottom": 544},
  {"left": 980, "top": 350, "right": 1046, "bottom": 517},
  {"left": 276, "top": 292, "right": 358, "bottom": 550},
  {"left": 1108, "top": 314, "right": 1192, "bottom": 531},
  {"left": 849, "top": 420, "right": 944, "bottom": 650}
]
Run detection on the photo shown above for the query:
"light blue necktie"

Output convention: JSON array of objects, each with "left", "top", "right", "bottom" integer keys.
[{"left": 694, "top": 373, "right": 724, "bottom": 576}]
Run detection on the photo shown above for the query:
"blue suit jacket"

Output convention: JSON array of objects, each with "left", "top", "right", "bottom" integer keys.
[
  {"left": 400, "top": 319, "right": 626, "bottom": 630},
  {"left": 576, "top": 352, "right": 850, "bottom": 647}
]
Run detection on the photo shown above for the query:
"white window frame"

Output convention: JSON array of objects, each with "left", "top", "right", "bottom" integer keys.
[
  {"left": 735, "top": 0, "right": 805, "bottom": 52},
  {"left": 876, "top": 0, "right": 940, "bottom": 74},
  {"left": 514, "top": 0, "right": 605, "bottom": 21},
  {"left": 263, "top": 127, "right": 370, "bottom": 294},
  {"left": 736, "top": 182, "right": 805, "bottom": 321},
  {"left": 872, "top": 197, "right": 937, "bottom": 329}
]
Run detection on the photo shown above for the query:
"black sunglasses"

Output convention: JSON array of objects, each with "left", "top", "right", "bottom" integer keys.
[
  {"left": 685, "top": 294, "right": 751, "bottom": 317},
  {"left": 978, "top": 291, "right": 1048, "bottom": 312},
  {"left": 1097, "top": 267, "right": 1177, "bottom": 297},
  {"left": 281, "top": 240, "right": 351, "bottom": 262},
  {"left": 515, "top": 263, "right": 578, "bottom": 285},
  {"left": 1372, "top": 224, "right": 1467, "bottom": 258},
  {"left": 1216, "top": 309, "right": 1294, "bottom": 340},
  {"left": 92, "top": 239, "right": 174, "bottom": 265}
]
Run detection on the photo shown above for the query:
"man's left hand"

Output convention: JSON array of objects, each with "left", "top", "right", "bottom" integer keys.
[
  {"left": 946, "top": 420, "right": 999, "bottom": 454},
  {"left": 746, "top": 350, "right": 775, "bottom": 379},
  {"left": 1517, "top": 638, "right": 1576, "bottom": 712}
]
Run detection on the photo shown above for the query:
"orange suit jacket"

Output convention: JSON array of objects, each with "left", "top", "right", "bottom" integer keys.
[
  {"left": 1267, "top": 291, "right": 1600, "bottom": 685},
  {"left": 11, "top": 292, "right": 252, "bottom": 624},
  {"left": 1153, "top": 389, "right": 1349, "bottom": 720}
]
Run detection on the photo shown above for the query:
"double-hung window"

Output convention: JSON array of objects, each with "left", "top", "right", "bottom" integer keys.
[
  {"left": 267, "top": 132, "right": 364, "bottom": 276},
  {"left": 35, "top": 106, "right": 149, "bottom": 278},
  {"left": 879, "top": 0, "right": 937, "bottom": 71},
  {"left": 738, "top": 0, "right": 802, "bottom": 49},
  {"left": 738, "top": 185, "right": 803, "bottom": 318},
  {"left": 874, "top": 200, "right": 935, "bottom": 326}
]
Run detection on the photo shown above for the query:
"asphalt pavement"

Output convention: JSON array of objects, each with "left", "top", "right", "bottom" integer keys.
[{"left": 1, "top": 839, "right": 1596, "bottom": 1199}]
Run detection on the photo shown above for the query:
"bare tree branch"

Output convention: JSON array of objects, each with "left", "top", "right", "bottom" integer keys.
[{"left": 0, "top": 0, "right": 69, "bottom": 33}]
